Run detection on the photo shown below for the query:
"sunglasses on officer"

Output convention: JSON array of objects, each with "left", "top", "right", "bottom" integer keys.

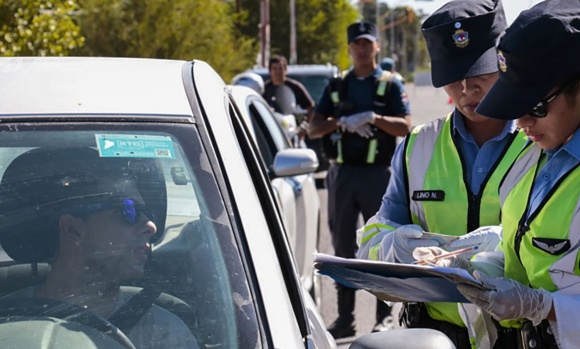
[
  {"left": 66, "top": 197, "right": 155, "bottom": 225},
  {"left": 528, "top": 80, "right": 578, "bottom": 118}
]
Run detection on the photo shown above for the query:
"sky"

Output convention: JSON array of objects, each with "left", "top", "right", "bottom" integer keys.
[{"left": 378, "top": 0, "right": 544, "bottom": 25}]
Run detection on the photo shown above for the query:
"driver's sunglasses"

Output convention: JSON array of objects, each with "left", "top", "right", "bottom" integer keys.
[
  {"left": 69, "top": 197, "right": 155, "bottom": 225},
  {"left": 528, "top": 82, "right": 574, "bottom": 118}
]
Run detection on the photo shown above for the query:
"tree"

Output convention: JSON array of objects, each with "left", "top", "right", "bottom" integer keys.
[
  {"left": 75, "top": 0, "right": 257, "bottom": 82},
  {"left": 358, "top": 1, "right": 430, "bottom": 80},
  {"left": 0, "top": 0, "right": 84, "bottom": 56},
  {"left": 237, "top": 0, "right": 358, "bottom": 70}
]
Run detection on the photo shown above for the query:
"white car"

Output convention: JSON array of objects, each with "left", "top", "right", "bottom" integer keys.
[
  {"left": 229, "top": 85, "right": 322, "bottom": 305},
  {"left": 0, "top": 57, "right": 335, "bottom": 349}
]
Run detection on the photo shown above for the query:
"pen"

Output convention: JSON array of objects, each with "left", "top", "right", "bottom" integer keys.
[{"left": 414, "top": 245, "right": 478, "bottom": 265}]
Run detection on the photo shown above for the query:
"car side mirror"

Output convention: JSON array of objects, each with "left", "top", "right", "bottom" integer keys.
[{"left": 273, "top": 148, "right": 318, "bottom": 177}]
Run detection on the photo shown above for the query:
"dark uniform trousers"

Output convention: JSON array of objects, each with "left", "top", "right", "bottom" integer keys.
[{"left": 326, "top": 162, "right": 391, "bottom": 323}]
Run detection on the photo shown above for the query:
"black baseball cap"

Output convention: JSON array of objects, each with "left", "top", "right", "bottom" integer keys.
[
  {"left": 476, "top": 0, "right": 580, "bottom": 120},
  {"left": 347, "top": 22, "right": 378, "bottom": 44},
  {"left": 422, "top": 0, "right": 507, "bottom": 88}
]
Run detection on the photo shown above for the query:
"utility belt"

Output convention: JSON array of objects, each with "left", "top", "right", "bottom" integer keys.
[
  {"left": 494, "top": 319, "right": 558, "bottom": 349},
  {"left": 400, "top": 302, "right": 558, "bottom": 349},
  {"left": 399, "top": 302, "right": 472, "bottom": 349}
]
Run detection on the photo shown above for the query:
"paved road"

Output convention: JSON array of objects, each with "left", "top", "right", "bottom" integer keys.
[{"left": 315, "top": 83, "right": 453, "bottom": 348}]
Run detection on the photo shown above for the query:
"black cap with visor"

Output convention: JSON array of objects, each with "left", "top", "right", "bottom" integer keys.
[
  {"left": 421, "top": 0, "right": 507, "bottom": 88},
  {"left": 476, "top": 0, "right": 580, "bottom": 120}
]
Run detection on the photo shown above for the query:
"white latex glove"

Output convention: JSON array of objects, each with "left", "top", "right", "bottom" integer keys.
[
  {"left": 457, "top": 271, "right": 553, "bottom": 326},
  {"left": 336, "top": 116, "right": 348, "bottom": 132},
  {"left": 383, "top": 225, "right": 442, "bottom": 264},
  {"left": 353, "top": 123, "right": 374, "bottom": 138},
  {"left": 413, "top": 246, "right": 472, "bottom": 270},
  {"left": 344, "top": 111, "right": 375, "bottom": 132},
  {"left": 446, "top": 226, "right": 502, "bottom": 258}
]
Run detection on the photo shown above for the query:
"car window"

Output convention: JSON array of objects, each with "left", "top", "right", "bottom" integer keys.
[
  {"left": 286, "top": 74, "right": 331, "bottom": 103},
  {"left": 252, "top": 99, "right": 290, "bottom": 152},
  {"left": 0, "top": 125, "right": 260, "bottom": 349},
  {"left": 248, "top": 99, "right": 291, "bottom": 171}
]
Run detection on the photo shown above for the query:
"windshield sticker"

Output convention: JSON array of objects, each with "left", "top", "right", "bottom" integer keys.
[{"left": 95, "top": 134, "right": 175, "bottom": 159}]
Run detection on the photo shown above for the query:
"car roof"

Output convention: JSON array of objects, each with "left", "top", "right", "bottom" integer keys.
[
  {"left": 0, "top": 57, "right": 194, "bottom": 117},
  {"left": 250, "top": 64, "right": 338, "bottom": 77}
]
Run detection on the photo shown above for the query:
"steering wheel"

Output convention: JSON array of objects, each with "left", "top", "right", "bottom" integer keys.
[{"left": 0, "top": 298, "right": 136, "bottom": 349}]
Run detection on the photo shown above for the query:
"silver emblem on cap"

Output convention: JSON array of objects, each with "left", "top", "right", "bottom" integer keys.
[
  {"left": 359, "top": 22, "right": 366, "bottom": 32},
  {"left": 455, "top": 22, "right": 461, "bottom": 29}
]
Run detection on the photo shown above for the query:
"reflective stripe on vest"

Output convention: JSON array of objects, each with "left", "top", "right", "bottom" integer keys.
[
  {"left": 359, "top": 222, "right": 397, "bottom": 260},
  {"left": 405, "top": 114, "right": 527, "bottom": 329},
  {"left": 500, "top": 143, "right": 580, "bottom": 328}
]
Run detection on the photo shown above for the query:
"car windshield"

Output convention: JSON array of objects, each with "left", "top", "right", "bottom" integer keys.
[{"left": 0, "top": 124, "right": 260, "bottom": 349}]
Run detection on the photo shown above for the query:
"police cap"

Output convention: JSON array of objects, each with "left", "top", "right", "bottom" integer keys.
[
  {"left": 347, "top": 22, "right": 378, "bottom": 44},
  {"left": 476, "top": 0, "right": 580, "bottom": 120},
  {"left": 422, "top": 0, "right": 507, "bottom": 88}
]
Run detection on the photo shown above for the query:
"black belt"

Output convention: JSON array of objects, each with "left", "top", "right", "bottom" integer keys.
[
  {"left": 494, "top": 319, "right": 558, "bottom": 349},
  {"left": 328, "top": 159, "right": 389, "bottom": 166}
]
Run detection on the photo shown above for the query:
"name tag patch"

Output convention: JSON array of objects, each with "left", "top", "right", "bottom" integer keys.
[{"left": 412, "top": 190, "right": 445, "bottom": 201}]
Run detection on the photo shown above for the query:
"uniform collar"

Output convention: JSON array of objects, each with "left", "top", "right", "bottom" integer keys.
[
  {"left": 549, "top": 128, "right": 580, "bottom": 162},
  {"left": 452, "top": 109, "right": 517, "bottom": 142}
]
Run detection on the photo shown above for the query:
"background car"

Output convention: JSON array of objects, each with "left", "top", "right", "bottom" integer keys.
[
  {"left": 0, "top": 57, "right": 336, "bottom": 349},
  {"left": 229, "top": 84, "right": 322, "bottom": 305},
  {"left": 245, "top": 64, "right": 340, "bottom": 176}
]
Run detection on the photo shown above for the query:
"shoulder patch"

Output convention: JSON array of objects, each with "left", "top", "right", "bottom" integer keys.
[{"left": 532, "top": 238, "right": 570, "bottom": 255}]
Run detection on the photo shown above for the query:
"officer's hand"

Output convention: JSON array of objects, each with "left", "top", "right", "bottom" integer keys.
[
  {"left": 446, "top": 226, "right": 501, "bottom": 258},
  {"left": 336, "top": 117, "right": 348, "bottom": 132},
  {"left": 457, "top": 271, "right": 553, "bottom": 326},
  {"left": 413, "top": 246, "right": 473, "bottom": 271},
  {"left": 344, "top": 111, "right": 375, "bottom": 133},
  {"left": 353, "top": 124, "right": 374, "bottom": 138},
  {"left": 382, "top": 225, "right": 441, "bottom": 264}
]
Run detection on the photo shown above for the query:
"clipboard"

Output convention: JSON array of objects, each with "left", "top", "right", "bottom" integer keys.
[{"left": 314, "top": 253, "right": 490, "bottom": 303}]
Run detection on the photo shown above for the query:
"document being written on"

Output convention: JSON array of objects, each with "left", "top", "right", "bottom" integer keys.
[{"left": 314, "top": 253, "right": 490, "bottom": 303}]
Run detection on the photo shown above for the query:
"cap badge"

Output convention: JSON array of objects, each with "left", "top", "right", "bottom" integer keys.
[
  {"left": 359, "top": 22, "right": 366, "bottom": 32},
  {"left": 498, "top": 51, "right": 507, "bottom": 72},
  {"left": 454, "top": 22, "right": 461, "bottom": 29},
  {"left": 452, "top": 29, "right": 469, "bottom": 48}
]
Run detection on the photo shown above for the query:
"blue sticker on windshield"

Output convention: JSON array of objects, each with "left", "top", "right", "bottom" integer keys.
[{"left": 95, "top": 134, "right": 175, "bottom": 159}]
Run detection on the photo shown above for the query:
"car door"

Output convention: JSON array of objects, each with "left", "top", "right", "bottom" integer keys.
[{"left": 244, "top": 97, "right": 320, "bottom": 291}]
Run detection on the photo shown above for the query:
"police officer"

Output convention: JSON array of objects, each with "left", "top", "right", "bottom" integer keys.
[
  {"left": 446, "top": 1, "right": 580, "bottom": 348},
  {"left": 309, "top": 21, "right": 411, "bottom": 338},
  {"left": 380, "top": 57, "right": 405, "bottom": 84},
  {"left": 356, "top": 1, "right": 528, "bottom": 348}
]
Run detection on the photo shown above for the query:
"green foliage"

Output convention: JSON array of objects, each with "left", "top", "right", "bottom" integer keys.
[
  {"left": 0, "top": 0, "right": 426, "bottom": 81},
  {"left": 236, "top": 0, "right": 357, "bottom": 70},
  {"left": 75, "top": 0, "right": 257, "bottom": 82},
  {"left": 268, "top": 0, "right": 358, "bottom": 69},
  {"left": 0, "top": 0, "right": 85, "bottom": 56}
]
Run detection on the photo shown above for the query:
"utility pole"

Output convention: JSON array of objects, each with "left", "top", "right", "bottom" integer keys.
[
  {"left": 290, "top": 0, "right": 297, "bottom": 64},
  {"left": 376, "top": 0, "right": 381, "bottom": 61},
  {"left": 389, "top": 8, "right": 395, "bottom": 58},
  {"left": 259, "top": 0, "right": 270, "bottom": 67}
]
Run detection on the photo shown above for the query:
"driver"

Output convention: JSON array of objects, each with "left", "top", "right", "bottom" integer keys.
[{"left": 0, "top": 147, "right": 198, "bottom": 349}]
